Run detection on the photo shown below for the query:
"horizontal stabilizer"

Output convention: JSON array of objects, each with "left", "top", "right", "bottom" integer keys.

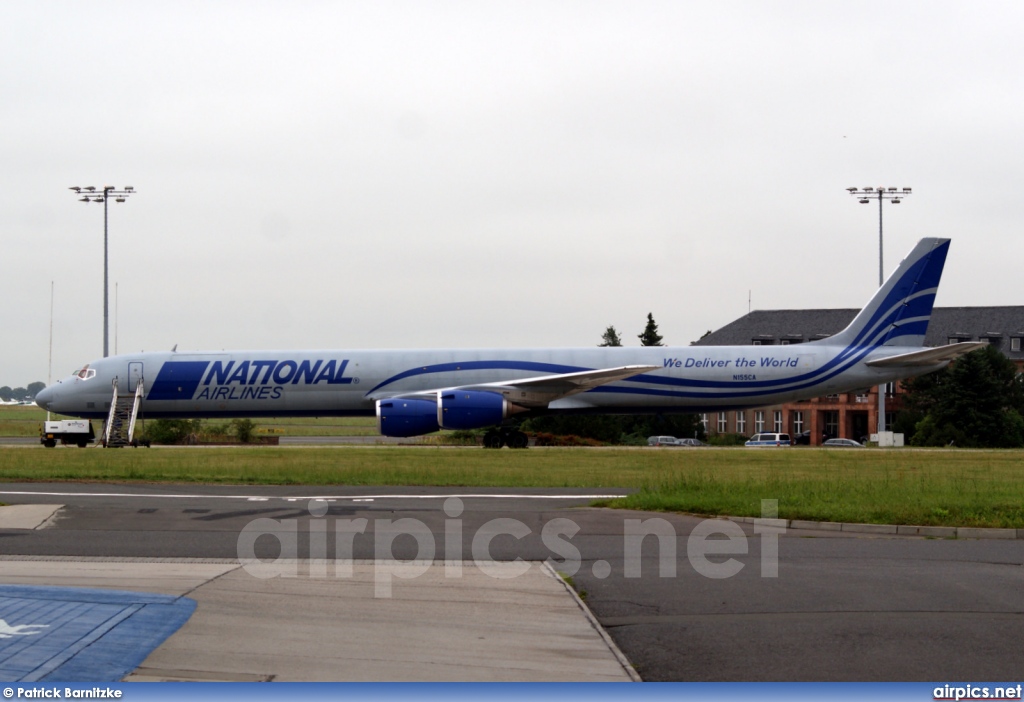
[{"left": 864, "top": 341, "right": 987, "bottom": 368}]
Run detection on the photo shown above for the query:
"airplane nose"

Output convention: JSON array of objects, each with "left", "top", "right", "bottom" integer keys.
[{"left": 35, "top": 386, "right": 55, "bottom": 411}]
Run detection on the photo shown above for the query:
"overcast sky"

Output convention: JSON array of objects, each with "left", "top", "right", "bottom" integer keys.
[{"left": 4, "top": 1, "right": 1024, "bottom": 386}]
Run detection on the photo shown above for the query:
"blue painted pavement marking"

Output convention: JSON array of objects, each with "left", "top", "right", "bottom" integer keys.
[{"left": 0, "top": 585, "right": 196, "bottom": 682}]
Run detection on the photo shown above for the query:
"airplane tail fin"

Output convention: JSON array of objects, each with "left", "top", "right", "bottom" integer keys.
[{"left": 818, "top": 238, "right": 950, "bottom": 349}]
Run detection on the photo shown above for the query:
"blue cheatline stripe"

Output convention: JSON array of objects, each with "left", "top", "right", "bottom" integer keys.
[
  {"left": 147, "top": 360, "right": 211, "bottom": 401},
  {"left": 838, "top": 240, "right": 948, "bottom": 349},
  {"left": 366, "top": 343, "right": 862, "bottom": 402},
  {"left": 852, "top": 290, "right": 937, "bottom": 349},
  {"left": 365, "top": 334, "right": 874, "bottom": 402},
  {"left": 366, "top": 360, "right": 588, "bottom": 395},
  {"left": 365, "top": 242, "right": 948, "bottom": 401},
  {"left": 0, "top": 585, "right": 196, "bottom": 682},
  {"left": 612, "top": 340, "right": 892, "bottom": 401}
]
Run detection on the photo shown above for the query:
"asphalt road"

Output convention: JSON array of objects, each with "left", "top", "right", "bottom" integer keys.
[{"left": 1, "top": 482, "right": 1022, "bottom": 681}]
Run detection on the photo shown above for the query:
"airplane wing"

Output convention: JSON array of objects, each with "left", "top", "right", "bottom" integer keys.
[
  {"left": 371, "top": 364, "right": 659, "bottom": 408},
  {"left": 864, "top": 341, "right": 988, "bottom": 368}
]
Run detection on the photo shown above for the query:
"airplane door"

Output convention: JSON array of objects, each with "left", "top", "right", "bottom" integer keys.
[{"left": 128, "top": 362, "right": 144, "bottom": 392}]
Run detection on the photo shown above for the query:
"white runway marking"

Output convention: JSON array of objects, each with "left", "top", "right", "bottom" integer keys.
[{"left": 0, "top": 489, "right": 627, "bottom": 502}]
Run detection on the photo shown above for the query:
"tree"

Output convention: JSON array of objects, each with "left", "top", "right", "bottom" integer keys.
[
  {"left": 520, "top": 317, "right": 705, "bottom": 444},
  {"left": 143, "top": 419, "right": 205, "bottom": 445},
  {"left": 901, "top": 345, "right": 1024, "bottom": 448},
  {"left": 521, "top": 412, "right": 704, "bottom": 444},
  {"left": 0, "top": 381, "right": 46, "bottom": 401},
  {"left": 599, "top": 326, "right": 623, "bottom": 347},
  {"left": 638, "top": 313, "right": 664, "bottom": 347},
  {"left": 232, "top": 418, "right": 257, "bottom": 443}
]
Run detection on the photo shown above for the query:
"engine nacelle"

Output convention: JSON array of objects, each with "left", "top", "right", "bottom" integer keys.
[
  {"left": 376, "top": 398, "right": 440, "bottom": 437},
  {"left": 438, "top": 390, "right": 520, "bottom": 430}
]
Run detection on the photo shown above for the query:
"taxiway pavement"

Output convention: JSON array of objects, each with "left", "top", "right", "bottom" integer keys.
[{"left": 1, "top": 483, "right": 1023, "bottom": 681}]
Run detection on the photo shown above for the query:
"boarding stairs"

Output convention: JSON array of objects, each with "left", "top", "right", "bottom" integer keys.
[{"left": 103, "top": 377, "right": 144, "bottom": 448}]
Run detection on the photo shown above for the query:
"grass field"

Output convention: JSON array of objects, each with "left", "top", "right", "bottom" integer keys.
[
  {"left": 2, "top": 444, "right": 1024, "bottom": 528},
  {"left": 253, "top": 416, "right": 378, "bottom": 436},
  {"left": 0, "top": 406, "right": 63, "bottom": 437},
  {"left": 603, "top": 448, "right": 1024, "bottom": 529},
  {"left": 0, "top": 406, "right": 378, "bottom": 438}
]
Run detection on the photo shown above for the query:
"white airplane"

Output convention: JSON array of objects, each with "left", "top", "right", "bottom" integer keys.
[{"left": 36, "top": 238, "right": 983, "bottom": 447}]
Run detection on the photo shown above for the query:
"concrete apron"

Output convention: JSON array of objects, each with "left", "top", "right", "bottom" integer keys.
[{"left": 0, "top": 558, "right": 636, "bottom": 682}]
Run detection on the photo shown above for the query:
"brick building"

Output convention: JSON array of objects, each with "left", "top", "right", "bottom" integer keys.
[{"left": 692, "top": 307, "right": 1024, "bottom": 445}]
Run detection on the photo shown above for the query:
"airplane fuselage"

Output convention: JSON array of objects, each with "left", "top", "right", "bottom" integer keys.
[
  {"left": 35, "top": 239, "right": 970, "bottom": 440},
  {"left": 38, "top": 344, "right": 940, "bottom": 421}
]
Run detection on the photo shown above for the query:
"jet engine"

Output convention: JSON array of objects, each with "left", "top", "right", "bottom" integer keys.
[
  {"left": 376, "top": 391, "right": 527, "bottom": 437},
  {"left": 376, "top": 398, "right": 440, "bottom": 437},
  {"left": 437, "top": 390, "right": 524, "bottom": 430}
]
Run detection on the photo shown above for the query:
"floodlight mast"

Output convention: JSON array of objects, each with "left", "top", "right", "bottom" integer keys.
[
  {"left": 67, "top": 185, "right": 136, "bottom": 358},
  {"left": 846, "top": 185, "right": 912, "bottom": 435}
]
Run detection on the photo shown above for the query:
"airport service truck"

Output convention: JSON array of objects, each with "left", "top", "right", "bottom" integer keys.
[{"left": 40, "top": 419, "right": 95, "bottom": 448}]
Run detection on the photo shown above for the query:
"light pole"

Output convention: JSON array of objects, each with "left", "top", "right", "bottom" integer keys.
[
  {"left": 68, "top": 185, "right": 136, "bottom": 358},
  {"left": 847, "top": 185, "right": 912, "bottom": 435}
]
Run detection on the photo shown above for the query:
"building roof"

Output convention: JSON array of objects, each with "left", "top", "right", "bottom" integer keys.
[{"left": 694, "top": 307, "right": 1024, "bottom": 360}]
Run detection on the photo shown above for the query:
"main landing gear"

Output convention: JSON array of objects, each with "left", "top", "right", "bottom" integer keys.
[{"left": 482, "top": 427, "right": 529, "bottom": 449}]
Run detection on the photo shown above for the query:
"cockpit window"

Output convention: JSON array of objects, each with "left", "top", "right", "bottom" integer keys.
[{"left": 74, "top": 365, "right": 97, "bottom": 381}]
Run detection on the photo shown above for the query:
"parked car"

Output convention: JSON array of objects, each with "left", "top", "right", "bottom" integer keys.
[
  {"left": 822, "top": 438, "right": 865, "bottom": 448},
  {"left": 647, "top": 436, "right": 704, "bottom": 447},
  {"left": 744, "top": 432, "right": 792, "bottom": 447},
  {"left": 792, "top": 430, "right": 812, "bottom": 445}
]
